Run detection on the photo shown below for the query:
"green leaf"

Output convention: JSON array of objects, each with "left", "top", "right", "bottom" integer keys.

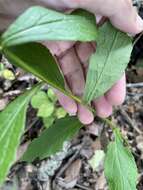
[
  {"left": 1, "top": 6, "right": 97, "bottom": 47},
  {"left": 37, "top": 103, "right": 54, "bottom": 118},
  {"left": 84, "top": 22, "right": 133, "bottom": 103},
  {"left": 104, "top": 128, "right": 138, "bottom": 190},
  {"left": 31, "top": 90, "right": 54, "bottom": 118},
  {"left": 47, "top": 88, "right": 57, "bottom": 103},
  {"left": 43, "top": 117, "right": 55, "bottom": 129},
  {"left": 1, "top": 69, "right": 15, "bottom": 80},
  {"left": 55, "top": 107, "right": 67, "bottom": 119},
  {"left": 3, "top": 42, "right": 66, "bottom": 93},
  {"left": 0, "top": 84, "right": 41, "bottom": 185},
  {"left": 22, "top": 117, "right": 83, "bottom": 162},
  {"left": 31, "top": 91, "right": 50, "bottom": 109},
  {"left": 0, "top": 63, "right": 5, "bottom": 71}
]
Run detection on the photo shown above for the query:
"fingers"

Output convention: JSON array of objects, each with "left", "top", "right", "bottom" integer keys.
[
  {"left": 75, "top": 42, "right": 95, "bottom": 70},
  {"left": 46, "top": 41, "right": 126, "bottom": 121},
  {"left": 55, "top": 91, "right": 94, "bottom": 125},
  {"left": 75, "top": 0, "right": 143, "bottom": 34},
  {"left": 45, "top": 42, "right": 95, "bottom": 124},
  {"left": 58, "top": 47, "right": 94, "bottom": 124},
  {"left": 52, "top": 46, "right": 83, "bottom": 116},
  {"left": 44, "top": 41, "right": 75, "bottom": 57},
  {"left": 105, "top": 73, "right": 126, "bottom": 106},
  {"left": 109, "top": 4, "right": 143, "bottom": 34},
  {"left": 77, "top": 104, "right": 94, "bottom": 125},
  {"left": 55, "top": 90, "right": 77, "bottom": 115},
  {"left": 94, "top": 74, "right": 126, "bottom": 118},
  {"left": 59, "top": 48, "right": 85, "bottom": 96},
  {"left": 94, "top": 96, "right": 113, "bottom": 118}
]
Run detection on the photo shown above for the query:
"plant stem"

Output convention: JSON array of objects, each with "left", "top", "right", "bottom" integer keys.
[
  {"left": 65, "top": 89, "right": 116, "bottom": 129},
  {"left": 103, "top": 118, "right": 117, "bottom": 130},
  {"left": 48, "top": 83, "right": 117, "bottom": 130},
  {"left": 0, "top": 46, "right": 2, "bottom": 53}
]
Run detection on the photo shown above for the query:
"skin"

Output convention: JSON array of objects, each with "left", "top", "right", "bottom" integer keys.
[
  {"left": 45, "top": 0, "right": 143, "bottom": 124},
  {"left": 0, "top": 0, "right": 143, "bottom": 124}
]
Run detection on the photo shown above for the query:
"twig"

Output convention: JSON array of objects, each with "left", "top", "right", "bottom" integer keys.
[
  {"left": 76, "top": 184, "right": 92, "bottom": 190},
  {"left": 119, "top": 108, "right": 143, "bottom": 134},
  {"left": 102, "top": 118, "right": 116, "bottom": 130},
  {"left": 24, "top": 117, "right": 40, "bottom": 134},
  {"left": 3, "top": 90, "right": 21, "bottom": 97},
  {"left": 127, "top": 82, "right": 143, "bottom": 88},
  {"left": 56, "top": 148, "right": 81, "bottom": 178},
  {"left": 127, "top": 92, "right": 143, "bottom": 98}
]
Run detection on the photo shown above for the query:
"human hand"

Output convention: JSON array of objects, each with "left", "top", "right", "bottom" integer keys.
[
  {"left": 44, "top": 0, "right": 143, "bottom": 125},
  {"left": 45, "top": 41, "right": 126, "bottom": 125}
]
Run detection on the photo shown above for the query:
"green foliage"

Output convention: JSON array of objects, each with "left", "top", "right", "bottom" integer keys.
[
  {"left": 43, "top": 117, "right": 55, "bottom": 129},
  {"left": 1, "top": 6, "right": 98, "bottom": 47},
  {"left": 31, "top": 91, "right": 49, "bottom": 109},
  {"left": 47, "top": 88, "right": 57, "bottom": 103},
  {"left": 0, "top": 63, "right": 15, "bottom": 80},
  {"left": 31, "top": 90, "right": 54, "bottom": 118},
  {"left": 0, "top": 63, "right": 4, "bottom": 71},
  {"left": 22, "top": 117, "right": 83, "bottom": 162},
  {"left": 0, "top": 84, "right": 41, "bottom": 185},
  {"left": 3, "top": 43, "right": 66, "bottom": 92},
  {"left": 0, "top": 69, "right": 15, "bottom": 80},
  {"left": 31, "top": 89, "right": 67, "bottom": 128},
  {"left": 55, "top": 107, "right": 67, "bottom": 119},
  {"left": 38, "top": 103, "right": 55, "bottom": 118},
  {"left": 0, "top": 6, "right": 138, "bottom": 189},
  {"left": 104, "top": 128, "right": 138, "bottom": 190},
  {"left": 84, "top": 22, "right": 133, "bottom": 103}
]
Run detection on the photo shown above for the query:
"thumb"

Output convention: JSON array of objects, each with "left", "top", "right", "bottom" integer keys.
[
  {"left": 72, "top": 0, "right": 143, "bottom": 34},
  {"left": 109, "top": 6, "right": 143, "bottom": 34}
]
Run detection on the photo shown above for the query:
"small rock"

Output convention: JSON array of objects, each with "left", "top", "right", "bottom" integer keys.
[{"left": 0, "top": 98, "right": 8, "bottom": 111}]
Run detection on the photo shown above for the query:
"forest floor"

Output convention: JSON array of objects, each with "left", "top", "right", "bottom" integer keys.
[{"left": 0, "top": 1, "right": 143, "bottom": 190}]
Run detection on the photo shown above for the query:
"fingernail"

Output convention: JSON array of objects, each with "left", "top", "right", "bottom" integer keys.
[{"left": 136, "top": 15, "right": 143, "bottom": 31}]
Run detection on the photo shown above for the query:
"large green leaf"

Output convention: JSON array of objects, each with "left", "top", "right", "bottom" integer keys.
[
  {"left": 22, "top": 117, "right": 83, "bottom": 162},
  {"left": 104, "top": 129, "right": 138, "bottom": 190},
  {"left": 1, "top": 6, "right": 97, "bottom": 47},
  {"left": 83, "top": 22, "right": 133, "bottom": 103},
  {"left": 0, "top": 84, "right": 41, "bottom": 185},
  {"left": 3, "top": 42, "right": 66, "bottom": 93}
]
